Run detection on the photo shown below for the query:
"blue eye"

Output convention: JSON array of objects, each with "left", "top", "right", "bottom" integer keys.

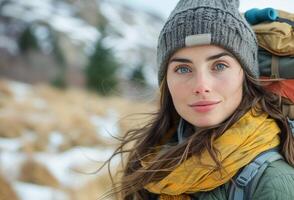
[
  {"left": 175, "top": 66, "right": 191, "bottom": 74},
  {"left": 213, "top": 63, "right": 228, "bottom": 72}
]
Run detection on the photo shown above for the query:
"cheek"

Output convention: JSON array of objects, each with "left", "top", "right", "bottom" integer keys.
[
  {"left": 168, "top": 82, "right": 179, "bottom": 101},
  {"left": 222, "top": 74, "right": 244, "bottom": 103},
  {"left": 167, "top": 79, "right": 187, "bottom": 106}
]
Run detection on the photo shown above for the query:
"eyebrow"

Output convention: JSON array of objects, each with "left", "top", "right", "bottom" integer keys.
[{"left": 169, "top": 52, "right": 234, "bottom": 64}]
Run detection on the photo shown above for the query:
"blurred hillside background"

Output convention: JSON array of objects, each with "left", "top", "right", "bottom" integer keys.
[
  {"left": 0, "top": 0, "right": 161, "bottom": 199},
  {"left": 0, "top": 0, "right": 293, "bottom": 200}
]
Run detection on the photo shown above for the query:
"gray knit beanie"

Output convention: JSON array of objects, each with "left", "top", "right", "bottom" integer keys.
[{"left": 157, "top": 0, "right": 259, "bottom": 84}]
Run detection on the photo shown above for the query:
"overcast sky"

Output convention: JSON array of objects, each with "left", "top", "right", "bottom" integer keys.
[{"left": 112, "top": 0, "right": 294, "bottom": 18}]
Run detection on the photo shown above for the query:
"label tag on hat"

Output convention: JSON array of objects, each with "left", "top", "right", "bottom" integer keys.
[{"left": 185, "top": 34, "right": 211, "bottom": 46}]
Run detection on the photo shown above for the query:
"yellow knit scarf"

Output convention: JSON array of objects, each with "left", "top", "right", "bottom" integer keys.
[{"left": 144, "top": 111, "right": 281, "bottom": 199}]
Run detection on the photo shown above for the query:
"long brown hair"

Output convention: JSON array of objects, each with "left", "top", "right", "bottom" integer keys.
[{"left": 102, "top": 68, "right": 294, "bottom": 200}]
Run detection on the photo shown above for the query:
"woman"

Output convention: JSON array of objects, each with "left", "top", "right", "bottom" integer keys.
[{"left": 106, "top": 0, "right": 294, "bottom": 199}]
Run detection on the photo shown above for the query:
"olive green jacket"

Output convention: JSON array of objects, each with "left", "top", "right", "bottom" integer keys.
[{"left": 192, "top": 160, "right": 294, "bottom": 200}]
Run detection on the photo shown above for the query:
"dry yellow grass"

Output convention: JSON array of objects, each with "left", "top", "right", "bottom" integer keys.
[
  {"left": 19, "top": 159, "right": 60, "bottom": 188},
  {"left": 0, "top": 175, "right": 19, "bottom": 200},
  {"left": 0, "top": 79, "right": 158, "bottom": 199},
  {"left": 0, "top": 79, "right": 158, "bottom": 151}
]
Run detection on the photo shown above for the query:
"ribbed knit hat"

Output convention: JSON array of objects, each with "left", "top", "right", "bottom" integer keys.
[{"left": 157, "top": 0, "right": 259, "bottom": 84}]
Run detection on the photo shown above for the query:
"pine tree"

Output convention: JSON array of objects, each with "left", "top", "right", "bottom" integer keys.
[
  {"left": 130, "top": 64, "right": 146, "bottom": 86},
  {"left": 85, "top": 38, "right": 119, "bottom": 96},
  {"left": 18, "top": 26, "right": 39, "bottom": 53},
  {"left": 50, "top": 30, "right": 67, "bottom": 89}
]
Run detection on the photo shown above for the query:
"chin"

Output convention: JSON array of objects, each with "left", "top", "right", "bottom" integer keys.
[{"left": 191, "top": 118, "right": 222, "bottom": 128}]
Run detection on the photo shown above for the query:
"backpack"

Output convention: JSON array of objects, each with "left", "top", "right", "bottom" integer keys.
[
  {"left": 245, "top": 8, "right": 294, "bottom": 119},
  {"left": 249, "top": 8, "right": 294, "bottom": 130},
  {"left": 228, "top": 8, "right": 294, "bottom": 200}
]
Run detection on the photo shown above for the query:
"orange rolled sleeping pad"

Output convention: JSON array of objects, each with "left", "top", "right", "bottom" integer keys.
[{"left": 263, "top": 79, "right": 294, "bottom": 119}]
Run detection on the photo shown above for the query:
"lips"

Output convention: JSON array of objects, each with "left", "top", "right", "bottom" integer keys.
[
  {"left": 189, "top": 100, "right": 221, "bottom": 112},
  {"left": 189, "top": 100, "right": 221, "bottom": 106}
]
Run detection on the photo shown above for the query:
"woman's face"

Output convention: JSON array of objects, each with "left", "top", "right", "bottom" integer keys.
[{"left": 166, "top": 45, "right": 244, "bottom": 128}]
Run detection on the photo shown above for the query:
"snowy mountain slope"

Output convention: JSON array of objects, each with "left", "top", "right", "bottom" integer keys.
[{"left": 0, "top": 0, "right": 164, "bottom": 86}]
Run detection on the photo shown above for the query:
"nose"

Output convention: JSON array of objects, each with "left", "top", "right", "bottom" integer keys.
[{"left": 192, "top": 72, "right": 211, "bottom": 94}]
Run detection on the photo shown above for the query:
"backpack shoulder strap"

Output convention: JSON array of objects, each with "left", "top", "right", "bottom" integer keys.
[
  {"left": 228, "top": 149, "right": 283, "bottom": 200},
  {"left": 288, "top": 118, "right": 294, "bottom": 135}
]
